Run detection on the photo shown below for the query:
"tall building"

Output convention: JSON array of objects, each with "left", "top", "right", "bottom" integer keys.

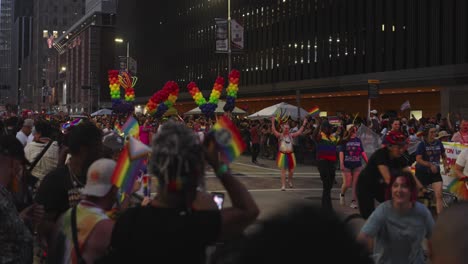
[
  {"left": 0, "top": 0, "right": 14, "bottom": 106},
  {"left": 46, "top": 0, "right": 117, "bottom": 113},
  {"left": 11, "top": 0, "right": 33, "bottom": 109},
  {"left": 20, "top": 0, "right": 86, "bottom": 110},
  {"left": 117, "top": 0, "right": 468, "bottom": 117}
]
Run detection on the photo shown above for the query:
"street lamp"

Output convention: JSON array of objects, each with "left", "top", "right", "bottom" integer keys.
[{"left": 115, "top": 38, "right": 130, "bottom": 71}]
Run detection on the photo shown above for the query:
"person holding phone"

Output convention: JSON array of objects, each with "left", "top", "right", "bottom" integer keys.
[{"left": 106, "top": 121, "right": 259, "bottom": 263}]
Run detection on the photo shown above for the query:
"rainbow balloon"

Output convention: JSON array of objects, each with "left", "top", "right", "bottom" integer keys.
[
  {"left": 187, "top": 76, "right": 226, "bottom": 118},
  {"left": 187, "top": 82, "right": 206, "bottom": 106},
  {"left": 223, "top": 69, "right": 240, "bottom": 112},
  {"left": 108, "top": 70, "right": 120, "bottom": 100},
  {"left": 145, "top": 81, "right": 180, "bottom": 117},
  {"left": 119, "top": 71, "right": 138, "bottom": 102}
]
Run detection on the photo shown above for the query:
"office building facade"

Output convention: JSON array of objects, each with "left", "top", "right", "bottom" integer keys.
[
  {"left": 118, "top": 0, "right": 468, "bottom": 117},
  {"left": 19, "top": 0, "right": 86, "bottom": 110},
  {"left": 0, "top": 0, "right": 14, "bottom": 106}
]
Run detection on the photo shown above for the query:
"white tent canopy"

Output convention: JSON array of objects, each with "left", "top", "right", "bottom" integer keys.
[
  {"left": 184, "top": 100, "right": 246, "bottom": 115},
  {"left": 91, "top": 108, "right": 113, "bottom": 116},
  {"left": 247, "top": 102, "right": 309, "bottom": 120}
]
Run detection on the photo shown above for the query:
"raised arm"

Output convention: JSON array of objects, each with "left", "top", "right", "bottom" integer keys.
[{"left": 270, "top": 117, "right": 281, "bottom": 137}]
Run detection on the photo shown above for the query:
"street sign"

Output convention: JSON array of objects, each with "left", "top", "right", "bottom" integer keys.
[
  {"left": 368, "top": 79, "right": 380, "bottom": 99},
  {"left": 128, "top": 57, "right": 137, "bottom": 74}
]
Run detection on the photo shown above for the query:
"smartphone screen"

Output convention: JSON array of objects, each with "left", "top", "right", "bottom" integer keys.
[{"left": 211, "top": 192, "right": 225, "bottom": 210}]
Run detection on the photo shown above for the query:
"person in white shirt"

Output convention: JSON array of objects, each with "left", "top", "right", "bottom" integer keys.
[
  {"left": 16, "top": 119, "right": 34, "bottom": 147},
  {"left": 24, "top": 121, "right": 59, "bottom": 185},
  {"left": 454, "top": 149, "right": 468, "bottom": 179}
]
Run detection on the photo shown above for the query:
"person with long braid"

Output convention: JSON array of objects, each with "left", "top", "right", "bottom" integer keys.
[{"left": 106, "top": 121, "right": 259, "bottom": 263}]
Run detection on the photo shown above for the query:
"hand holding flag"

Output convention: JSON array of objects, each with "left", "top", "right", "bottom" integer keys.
[{"left": 308, "top": 106, "right": 320, "bottom": 117}]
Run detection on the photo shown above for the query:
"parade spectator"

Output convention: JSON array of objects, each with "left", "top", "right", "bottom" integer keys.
[
  {"left": 454, "top": 149, "right": 468, "bottom": 180},
  {"left": 49, "top": 159, "right": 117, "bottom": 264},
  {"left": 36, "top": 121, "right": 103, "bottom": 245},
  {"left": 358, "top": 172, "right": 434, "bottom": 264},
  {"left": 24, "top": 120, "right": 59, "bottom": 186},
  {"left": 430, "top": 202, "right": 468, "bottom": 264},
  {"left": 249, "top": 121, "right": 260, "bottom": 164},
  {"left": 356, "top": 131, "right": 412, "bottom": 219},
  {"left": 106, "top": 121, "right": 259, "bottom": 263},
  {"left": 0, "top": 135, "right": 44, "bottom": 264},
  {"left": 211, "top": 203, "right": 372, "bottom": 264},
  {"left": 271, "top": 116, "right": 307, "bottom": 191},
  {"left": 16, "top": 118, "right": 34, "bottom": 147},
  {"left": 369, "top": 110, "right": 381, "bottom": 133},
  {"left": 102, "top": 131, "right": 124, "bottom": 161},
  {"left": 451, "top": 118, "right": 468, "bottom": 144},
  {"left": 139, "top": 119, "right": 152, "bottom": 145},
  {"left": 313, "top": 117, "right": 338, "bottom": 211},
  {"left": 415, "top": 124, "right": 450, "bottom": 214},
  {"left": 338, "top": 125, "right": 368, "bottom": 209},
  {"left": 381, "top": 118, "right": 401, "bottom": 147}
]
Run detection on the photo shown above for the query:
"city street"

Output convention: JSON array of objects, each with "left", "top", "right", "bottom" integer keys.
[{"left": 205, "top": 154, "right": 365, "bottom": 235}]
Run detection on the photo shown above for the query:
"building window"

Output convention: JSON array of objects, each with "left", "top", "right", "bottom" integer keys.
[{"left": 43, "top": 30, "right": 49, "bottom": 38}]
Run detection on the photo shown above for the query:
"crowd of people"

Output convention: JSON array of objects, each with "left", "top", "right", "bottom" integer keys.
[{"left": 0, "top": 109, "right": 467, "bottom": 263}]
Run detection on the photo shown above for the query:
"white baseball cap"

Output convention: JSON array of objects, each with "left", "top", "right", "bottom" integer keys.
[
  {"left": 82, "top": 158, "right": 116, "bottom": 197},
  {"left": 370, "top": 110, "right": 378, "bottom": 114}
]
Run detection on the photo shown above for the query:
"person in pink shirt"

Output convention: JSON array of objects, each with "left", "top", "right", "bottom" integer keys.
[{"left": 139, "top": 119, "right": 152, "bottom": 145}]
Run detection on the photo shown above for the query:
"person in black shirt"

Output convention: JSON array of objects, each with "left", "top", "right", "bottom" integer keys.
[
  {"left": 106, "top": 121, "right": 259, "bottom": 263},
  {"left": 35, "top": 121, "right": 103, "bottom": 245},
  {"left": 356, "top": 131, "right": 414, "bottom": 219}
]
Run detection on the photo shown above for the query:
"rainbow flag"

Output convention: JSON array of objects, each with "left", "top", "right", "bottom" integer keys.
[
  {"left": 111, "top": 137, "right": 151, "bottom": 194},
  {"left": 114, "top": 123, "right": 123, "bottom": 136},
  {"left": 448, "top": 177, "right": 468, "bottom": 200},
  {"left": 212, "top": 116, "right": 246, "bottom": 163},
  {"left": 122, "top": 116, "right": 139, "bottom": 138},
  {"left": 308, "top": 106, "right": 320, "bottom": 117}
]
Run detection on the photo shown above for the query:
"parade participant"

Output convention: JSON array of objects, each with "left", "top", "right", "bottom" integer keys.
[
  {"left": 358, "top": 172, "right": 434, "bottom": 264},
  {"left": 0, "top": 135, "right": 44, "bottom": 264},
  {"left": 106, "top": 121, "right": 259, "bottom": 263},
  {"left": 49, "top": 159, "right": 117, "bottom": 264},
  {"left": 454, "top": 149, "right": 468, "bottom": 180},
  {"left": 436, "top": 130, "right": 451, "bottom": 142},
  {"left": 381, "top": 118, "right": 401, "bottom": 147},
  {"left": 36, "top": 121, "right": 103, "bottom": 246},
  {"left": 313, "top": 117, "right": 338, "bottom": 210},
  {"left": 271, "top": 116, "right": 307, "bottom": 191},
  {"left": 451, "top": 118, "right": 468, "bottom": 144},
  {"left": 415, "top": 124, "right": 449, "bottom": 214},
  {"left": 356, "top": 131, "right": 413, "bottom": 219},
  {"left": 339, "top": 125, "right": 368, "bottom": 209},
  {"left": 16, "top": 118, "right": 34, "bottom": 147}
]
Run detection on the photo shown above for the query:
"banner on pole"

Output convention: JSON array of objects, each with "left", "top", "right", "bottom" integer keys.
[
  {"left": 400, "top": 100, "right": 411, "bottom": 111},
  {"left": 231, "top": 19, "right": 244, "bottom": 50},
  {"left": 215, "top": 18, "right": 228, "bottom": 52}
]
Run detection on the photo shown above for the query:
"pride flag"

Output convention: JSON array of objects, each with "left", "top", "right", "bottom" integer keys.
[
  {"left": 308, "top": 106, "right": 320, "bottom": 117},
  {"left": 212, "top": 116, "right": 246, "bottom": 163},
  {"left": 121, "top": 116, "right": 139, "bottom": 138},
  {"left": 111, "top": 137, "right": 151, "bottom": 194}
]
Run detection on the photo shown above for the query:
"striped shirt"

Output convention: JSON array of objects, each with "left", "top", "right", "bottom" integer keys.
[{"left": 316, "top": 132, "right": 338, "bottom": 161}]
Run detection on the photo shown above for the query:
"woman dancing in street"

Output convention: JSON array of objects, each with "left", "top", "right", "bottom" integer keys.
[{"left": 271, "top": 116, "right": 307, "bottom": 191}]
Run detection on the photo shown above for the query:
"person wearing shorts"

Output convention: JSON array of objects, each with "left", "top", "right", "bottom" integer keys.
[
  {"left": 415, "top": 125, "right": 450, "bottom": 215},
  {"left": 338, "top": 125, "right": 368, "bottom": 209}
]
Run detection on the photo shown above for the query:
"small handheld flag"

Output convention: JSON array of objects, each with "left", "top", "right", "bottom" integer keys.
[
  {"left": 308, "top": 106, "right": 320, "bottom": 117},
  {"left": 122, "top": 116, "right": 139, "bottom": 138},
  {"left": 448, "top": 177, "right": 468, "bottom": 200},
  {"left": 212, "top": 116, "right": 247, "bottom": 163},
  {"left": 111, "top": 137, "right": 151, "bottom": 195}
]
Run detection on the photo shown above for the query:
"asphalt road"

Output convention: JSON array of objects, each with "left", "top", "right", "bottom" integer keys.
[{"left": 204, "top": 154, "right": 365, "bottom": 235}]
